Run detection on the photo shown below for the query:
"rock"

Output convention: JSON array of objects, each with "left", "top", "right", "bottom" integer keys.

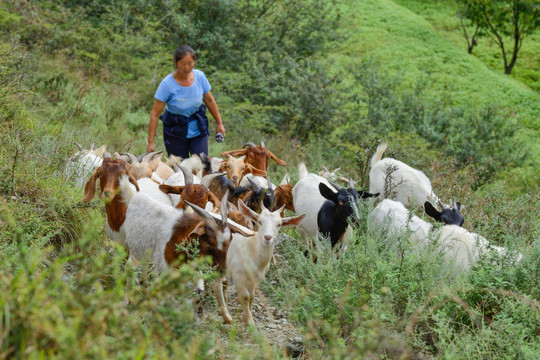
[
  {"left": 283, "top": 342, "right": 304, "bottom": 358},
  {"left": 266, "top": 323, "right": 278, "bottom": 329},
  {"left": 294, "top": 337, "right": 303, "bottom": 343}
]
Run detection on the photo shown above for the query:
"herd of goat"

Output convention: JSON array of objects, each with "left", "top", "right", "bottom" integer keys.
[{"left": 65, "top": 141, "right": 522, "bottom": 326}]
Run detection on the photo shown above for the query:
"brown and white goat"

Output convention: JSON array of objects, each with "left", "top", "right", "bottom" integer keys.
[
  {"left": 220, "top": 142, "right": 286, "bottom": 172},
  {"left": 273, "top": 174, "right": 295, "bottom": 216},
  {"left": 83, "top": 157, "right": 140, "bottom": 248},
  {"left": 159, "top": 165, "right": 221, "bottom": 211},
  {"left": 119, "top": 180, "right": 254, "bottom": 322},
  {"left": 202, "top": 155, "right": 266, "bottom": 201}
]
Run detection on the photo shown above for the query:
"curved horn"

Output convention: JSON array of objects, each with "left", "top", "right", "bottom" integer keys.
[
  {"left": 120, "top": 152, "right": 138, "bottom": 164},
  {"left": 329, "top": 181, "right": 342, "bottom": 191},
  {"left": 243, "top": 142, "right": 256, "bottom": 148},
  {"left": 137, "top": 152, "right": 148, "bottom": 162},
  {"left": 74, "top": 142, "right": 83, "bottom": 151},
  {"left": 438, "top": 199, "right": 448, "bottom": 210},
  {"left": 199, "top": 152, "right": 209, "bottom": 163},
  {"left": 348, "top": 177, "right": 356, "bottom": 188},
  {"left": 261, "top": 141, "right": 266, "bottom": 148},
  {"left": 115, "top": 153, "right": 131, "bottom": 163},
  {"left": 247, "top": 176, "right": 261, "bottom": 191},
  {"left": 220, "top": 189, "right": 229, "bottom": 226},
  {"left": 266, "top": 175, "right": 273, "bottom": 190},
  {"left": 178, "top": 165, "right": 193, "bottom": 185},
  {"left": 202, "top": 172, "right": 226, "bottom": 188}
]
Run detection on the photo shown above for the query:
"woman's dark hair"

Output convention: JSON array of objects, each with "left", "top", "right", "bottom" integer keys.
[{"left": 174, "top": 45, "right": 197, "bottom": 62}]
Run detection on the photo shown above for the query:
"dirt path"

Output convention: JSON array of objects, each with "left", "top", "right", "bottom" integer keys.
[{"left": 203, "top": 252, "right": 306, "bottom": 358}]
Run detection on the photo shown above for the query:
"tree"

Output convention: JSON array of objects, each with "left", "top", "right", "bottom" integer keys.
[
  {"left": 456, "top": 0, "right": 481, "bottom": 53},
  {"left": 461, "top": 0, "right": 540, "bottom": 74}
]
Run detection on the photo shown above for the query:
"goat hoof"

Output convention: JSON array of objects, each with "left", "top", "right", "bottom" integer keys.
[{"left": 223, "top": 316, "right": 233, "bottom": 324}]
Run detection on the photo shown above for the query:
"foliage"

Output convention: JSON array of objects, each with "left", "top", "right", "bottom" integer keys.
[
  {"left": 265, "top": 194, "right": 539, "bottom": 359},
  {"left": 459, "top": 0, "right": 540, "bottom": 74}
]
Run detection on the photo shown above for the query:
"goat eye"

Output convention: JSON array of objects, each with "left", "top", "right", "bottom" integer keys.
[{"left": 339, "top": 201, "right": 344, "bottom": 205}]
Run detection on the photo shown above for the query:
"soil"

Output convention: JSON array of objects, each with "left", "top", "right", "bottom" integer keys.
[{"left": 202, "top": 252, "right": 307, "bottom": 358}]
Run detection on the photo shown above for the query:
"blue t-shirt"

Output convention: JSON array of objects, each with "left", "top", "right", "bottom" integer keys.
[{"left": 154, "top": 69, "right": 211, "bottom": 138}]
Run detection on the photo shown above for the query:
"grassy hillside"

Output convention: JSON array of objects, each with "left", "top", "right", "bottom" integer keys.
[
  {"left": 394, "top": 0, "right": 540, "bottom": 92},
  {"left": 332, "top": 0, "right": 539, "bottom": 189},
  {"left": 0, "top": 0, "right": 539, "bottom": 358}
]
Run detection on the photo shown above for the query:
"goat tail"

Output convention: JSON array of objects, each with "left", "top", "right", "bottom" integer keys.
[
  {"left": 119, "top": 175, "right": 137, "bottom": 205},
  {"left": 298, "top": 162, "right": 308, "bottom": 180},
  {"left": 370, "top": 142, "right": 388, "bottom": 167}
]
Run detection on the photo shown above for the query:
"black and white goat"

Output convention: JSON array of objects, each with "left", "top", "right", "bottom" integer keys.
[{"left": 292, "top": 163, "right": 377, "bottom": 250}]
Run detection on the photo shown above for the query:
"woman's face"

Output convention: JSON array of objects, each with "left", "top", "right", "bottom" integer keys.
[{"left": 175, "top": 54, "right": 196, "bottom": 74}]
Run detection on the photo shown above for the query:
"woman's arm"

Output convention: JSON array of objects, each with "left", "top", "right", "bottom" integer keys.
[
  {"left": 203, "top": 91, "right": 226, "bottom": 136},
  {"left": 147, "top": 99, "right": 166, "bottom": 152}
]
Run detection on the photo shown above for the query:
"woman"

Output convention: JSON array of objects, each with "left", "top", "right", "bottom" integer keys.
[{"left": 147, "top": 45, "right": 225, "bottom": 157}]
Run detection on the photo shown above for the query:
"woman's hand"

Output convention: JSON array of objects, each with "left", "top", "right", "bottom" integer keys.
[
  {"left": 203, "top": 91, "right": 225, "bottom": 137},
  {"left": 216, "top": 123, "right": 226, "bottom": 136},
  {"left": 148, "top": 99, "right": 166, "bottom": 153}
]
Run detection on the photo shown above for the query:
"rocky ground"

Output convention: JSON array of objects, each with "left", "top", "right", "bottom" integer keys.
[{"left": 201, "top": 252, "right": 307, "bottom": 359}]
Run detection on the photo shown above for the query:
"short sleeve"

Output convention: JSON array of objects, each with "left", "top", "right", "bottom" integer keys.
[
  {"left": 154, "top": 77, "right": 171, "bottom": 103},
  {"left": 199, "top": 71, "right": 211, "bottom": 94}
]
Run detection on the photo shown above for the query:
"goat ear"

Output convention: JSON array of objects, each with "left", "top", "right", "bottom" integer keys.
[
  {"left": 319, "top": 183, "right": 338, "bottom": 202},
  {"left": 282, "top": 213, "right": 306, "bottom": 227},
  {"left": 148, "top": 155, "right": 162, "bottom": 173},
  {"left": 246, "top": 164, "right": 266, "bottom": 177},
  {"left": 238, "top": 199, "right": 259, "bottom": 222},
  {"left": 424, "top": 201, "right": 442, "bottom": 222},
  {"left": 218, "top": 161, "right": 227, "bottom": 173},
  {"left": 128, "top": 171, "right": 140, "bottom": 192},
  {"left": 266, "top": 149, "right": 287, "bottom": 166},
  {"left": 186, "top": 200, "right": 219, "bottom": 231},
  {"left": 189, "top": 223, "right": 206, "bottom": 238},
  {"left": 159, "top": 184, "right": 184, "bottom": 194},
  {"left": 93, "top": 145, "right": 107, "bottom": 157},
  {"left": 359, "top": 191, "right": 378, "bottom": 199},
  {"left": 228, "top": 222, "right": 255, "bottom": 237},
  {"left": 280, "top": 173, "right": 291, "bottom": 185},
  {"left": 207, "top": 190, "right": 221, "bottom": 212},
  {"left": 82, "top": 170, "right": 99, "bottom": 202},
  {"left": 220, "top": 149, "right": 248, "bottom": 158}
]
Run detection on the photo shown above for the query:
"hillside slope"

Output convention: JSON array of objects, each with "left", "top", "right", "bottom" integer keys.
[{"left": 334, "top": 0, "right": 539, "bottom": 185}]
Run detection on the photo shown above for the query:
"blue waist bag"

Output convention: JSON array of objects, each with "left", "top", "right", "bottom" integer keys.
[{"left": 161, "top": 104, "right": 209, "bottom": 140}]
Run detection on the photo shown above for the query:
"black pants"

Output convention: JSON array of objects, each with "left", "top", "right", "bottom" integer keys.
[{"left": 163, "top": 131, "right": 208, "bottom": 159}]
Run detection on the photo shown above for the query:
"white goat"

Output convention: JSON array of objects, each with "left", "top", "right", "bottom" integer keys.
[
  {"left": 369, "top": 199, "right": 520, "bottom": 271},
  {"left": 369, "top": 142, "right": 438, "bottom": 208},
  {"left": 216, "top": 200, "right": 305, "bottom": 326},
  {"left": 65, "top": 143, "right": 106, "bottom": 188},
  {"left": 120, "top": 178, "right": 252, "bottom": 272}
]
